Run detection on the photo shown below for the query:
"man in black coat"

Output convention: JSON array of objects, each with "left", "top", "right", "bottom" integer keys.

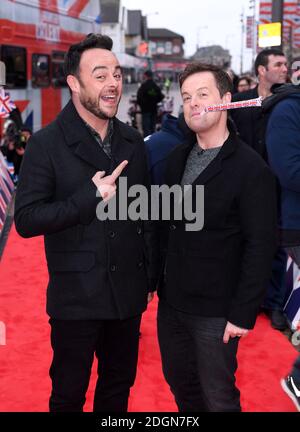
[
  {"left": 157, "top": 63, "right": 277, "bottom": 412},
  {"left": 231, "top": 49, "right": 289, "bottom": 331},
  {"left": 14, "top": 34, "right": 158, "bottom": 412},
  {"left": 231, "top": 48, "right": 288, "bottom": 160},
  {"left": 137, "top": 70, "right": 164, "bottom": 137}
]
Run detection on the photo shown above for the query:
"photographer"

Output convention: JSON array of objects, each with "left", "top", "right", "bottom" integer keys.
[{"left": 6, "top": 126, "right": 32, "bottom": 181}]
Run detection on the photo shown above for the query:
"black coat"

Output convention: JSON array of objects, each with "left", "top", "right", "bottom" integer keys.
[
  {"left": 231, "top": 87, "right": 267, "bottom": 160},
  {"left": 159, "top": 132, "right": 278, "bottom": 329},
  {"left": 137, "top": 79, "right": 164, "bottom": 114},
  {"left": 15, "top": 101, "right": 159, "bottom": 320}
]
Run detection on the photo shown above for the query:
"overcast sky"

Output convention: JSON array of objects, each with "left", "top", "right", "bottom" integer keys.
[{"left": 122, "top": 0, "right": 259, "bottom": 74}]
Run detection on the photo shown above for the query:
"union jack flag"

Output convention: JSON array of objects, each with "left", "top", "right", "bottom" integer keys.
[{"left": 0, "top": 86, "right": 16, "bottom": 119}]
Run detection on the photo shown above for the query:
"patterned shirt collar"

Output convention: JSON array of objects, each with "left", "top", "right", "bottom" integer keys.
[{"left": 84, "top": 119, "right": 114, "bottom": 158}]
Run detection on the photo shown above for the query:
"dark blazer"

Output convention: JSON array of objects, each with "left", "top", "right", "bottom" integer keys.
[
  {"left": 231, "top": 87, "right": 267, "bottom": 160},
  {"left": 15, "top": 101, "right": 159, "bottom": 320},
  {"left": 159, "top": 132, "right": 278, "bottom": 329}
]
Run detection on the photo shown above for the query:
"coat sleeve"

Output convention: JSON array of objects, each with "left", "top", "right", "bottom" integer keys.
[
  {"left": 266, "top": 99, "right": 300, "bottom": 193},
  {"left": 14, "top": 135, "right": 100, "bottom": 238},
  {"left": 227, "top": 166, "right": 278, "bottom": 329}
]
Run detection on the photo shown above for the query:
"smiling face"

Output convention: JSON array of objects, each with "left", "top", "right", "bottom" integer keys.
[
  {"left": 181, "top": 71, "right": 231, "bottom": 134},
  {"left": 68, "top": 48, "right": 122, "bottom": 120}
]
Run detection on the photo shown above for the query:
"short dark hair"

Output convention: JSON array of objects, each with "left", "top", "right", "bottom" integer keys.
[
  {"left": 179, "top": 63, "right": 233, "bottom": 97},
  {"left": 144, "top": 70, "right": 153, "bottom": 78},
  {"left": 237, "top": 76, "right": 251, "bottom": 86},
  {"left": 64, "top": 33, "right": 113, "bottom": 78},
  {"left": 254, "top": 48, "right": 285, "bottom": 76},
  {"left": 20, "top": 126, "right": 32, "bottom": 135}
]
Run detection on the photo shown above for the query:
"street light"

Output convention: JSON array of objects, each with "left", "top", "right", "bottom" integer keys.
[
  {"left": 144, "top": 11, "right": 159, "bottom": 70},
  {"left": 249, "top": 0, "right": 258, "bottom": 68},
  {"left": 240, "top": 8, "right": 245, "bottom": 74}
]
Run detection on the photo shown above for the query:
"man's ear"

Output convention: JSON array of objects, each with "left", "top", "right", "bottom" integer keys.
[
  {"left": 257, "top": 65, "right": 266, "bottom": 78},
  {"left": 66, "top": 74, "right": 80, "bottom": 93},
  {"left": 222, "top": 92, "right": 232, "bottom": 104}
]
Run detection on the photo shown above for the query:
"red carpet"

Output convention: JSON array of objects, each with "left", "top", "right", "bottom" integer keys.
[{"left": 0, "top": 225, "right": 298, "bottom": 412}]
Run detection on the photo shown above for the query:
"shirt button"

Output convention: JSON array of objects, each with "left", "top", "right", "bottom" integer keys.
[
  {"left": 138, "top": 261, "right": 143, "bottom": 268},
  {"left": 137, "top": 227, "right": 142, "bottom": 235},
  {"left": 109, "top": 231, "right": 116, "bottom": 238},
  {"left": 170, "top": 224, "right": 176, "bottom": 230},
  {"left": 110, "top": 264, "right": 116, "bottom": 272}
]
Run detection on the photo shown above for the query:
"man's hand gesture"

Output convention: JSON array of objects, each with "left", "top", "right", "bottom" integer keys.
[{"left": 92, "top": 160, "right": 128, "bottom": 202}]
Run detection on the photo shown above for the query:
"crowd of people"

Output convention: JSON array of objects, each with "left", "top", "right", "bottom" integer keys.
[{"left": 1, "top": 33, "right": 299, "bottom": 412}]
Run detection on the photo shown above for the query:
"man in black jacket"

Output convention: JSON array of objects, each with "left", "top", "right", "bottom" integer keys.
[
  {"left": 157, "top": 63, "right": 277, "bottom": 412},
  {"left": 137, "top": 70, "right": 164, "bottom": 137},
  {"left": 15, "top": 34, "right": 158, "bottom": 412},
  {"left": 231, "top": 48, "right": 289, "bottom": 331},
  {"left": 231, "top": 48, "right": 288, "bottom": 160}
]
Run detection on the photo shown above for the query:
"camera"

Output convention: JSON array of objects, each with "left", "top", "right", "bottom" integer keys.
[{"left": 13, "top": 131, "right": 27, "bottom": 150}]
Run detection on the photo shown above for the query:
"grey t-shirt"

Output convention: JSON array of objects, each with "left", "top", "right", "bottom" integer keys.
[{"left": 181, "top": 143, "right": 222, "bottom": 185}]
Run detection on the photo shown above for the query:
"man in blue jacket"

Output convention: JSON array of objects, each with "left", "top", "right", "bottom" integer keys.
[
  {"left": 265, "top": 79, "right": 300, "bottom": 274},
  {"left": 265, "top": 72, "right": 300, "bottom": 411},
  {"left": 144, "top": 113, "right": 191, "bottom": 185}
]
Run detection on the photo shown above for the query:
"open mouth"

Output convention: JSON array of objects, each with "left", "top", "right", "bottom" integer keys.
[{"left": 101, "top": 95, "right": 118, "bottom": 104}]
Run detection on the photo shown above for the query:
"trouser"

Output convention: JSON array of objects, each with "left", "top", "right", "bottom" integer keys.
[
  {"left": 49, "top": 315, "right": 141, "bottom": 412},
  {"left": 263, "top": 247, "right": 288, "bottom": 311},
  {"left": 157, "top": 300, "right": 241, "bottom": 412},
  {"left": 142, "top": 112, "right": 157, "bottom": 137}
]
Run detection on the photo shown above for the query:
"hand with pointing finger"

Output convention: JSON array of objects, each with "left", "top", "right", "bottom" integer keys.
[{"left": 92, "top": 160, "right": 128, "bottom": 202}]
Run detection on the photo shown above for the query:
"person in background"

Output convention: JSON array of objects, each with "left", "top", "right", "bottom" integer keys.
[
  {"left": 237, "top": 76, "right": 251, "bottom": 93},
  {"left": 6, "top": 126, "right": 32, "bottom": 183},
  {"left": 265, "top": 67, "right": 300, "bottom": 412},
  {"left": 137, "top": 70, "right": 164, "bottom": 137},
  {"left": 231, "top": 48, "right": 289, "bottom": 332},
  {"left": 144, "top": 113, "right": 191, "bottom": 186},
  {"left": 231, "top": 48, "right": 288, "bottom": 159}
]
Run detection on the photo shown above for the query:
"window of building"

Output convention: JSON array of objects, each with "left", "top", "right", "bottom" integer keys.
[
  {"left": 0, "top": 45, "right": 27, "bottom": 88},
  {"left": 51, "top": 51, "right": 67, "bottom": 87},
  {"left": 150, "top": 41, "right": 156, "bottom": 55},
  {"left": 156, "top": 42, "right": 165, "bottom": 54},
  {"left": 165, "top": 41, "right": 172, "bottom": 55},
  {"left": 32, "top": 54, "right": 50, "bottom": 87}
]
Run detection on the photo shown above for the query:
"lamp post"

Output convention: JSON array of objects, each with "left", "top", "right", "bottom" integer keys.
[
  {"left": 272, "top": 0, "right": 283, "bottom": 50},
  {"left": 249, "top": 0, "right": 257, "bottom": 68},
  {"left": 240, "top": 8, "right": 245, "bottom": 74},
  {"left": 144, "top": 11, "right": 159, "bottom": 70}
]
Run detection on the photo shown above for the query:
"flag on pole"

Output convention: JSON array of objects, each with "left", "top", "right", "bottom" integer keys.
[{"left": 0, "top": 86, "right": 16, "bottom": 118}]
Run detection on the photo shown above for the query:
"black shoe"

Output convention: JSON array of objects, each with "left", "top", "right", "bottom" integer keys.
[
  {"left": 270, "top": 310, "right": 287, "bottom": 330},
  {"left": 281, "top": 375, "right": 300, "bottom": 411}
]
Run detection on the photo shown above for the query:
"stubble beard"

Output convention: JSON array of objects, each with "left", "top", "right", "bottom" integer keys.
[{"left": 80, "top": 94, "right": 118, "bottom": 120}]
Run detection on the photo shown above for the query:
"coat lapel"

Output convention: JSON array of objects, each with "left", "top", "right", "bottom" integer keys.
[
  {"left": 58, "top": 101, "right": 111, "bottom": 171},
  {"left": 109, "top": 119, "right": 135, "bottom": 173},
  {"left": 166, "top": 141, "right": 194, "bottom": 186},
  {"left": 192, "top": 132, "right": 238, "bottom": 185}
]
